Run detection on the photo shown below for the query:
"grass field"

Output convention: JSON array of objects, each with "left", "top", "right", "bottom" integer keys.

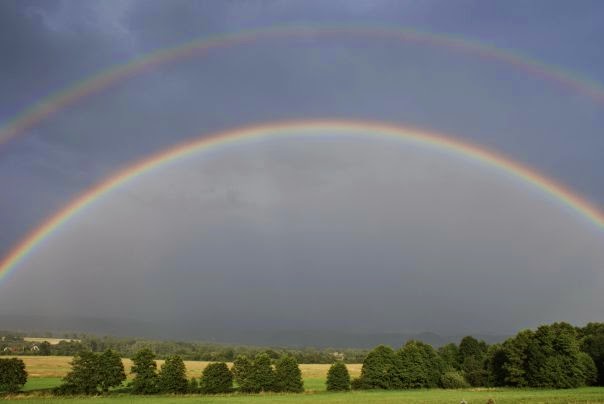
[{"left": 7, "top": 388, "right": 604, "bottom": 403}]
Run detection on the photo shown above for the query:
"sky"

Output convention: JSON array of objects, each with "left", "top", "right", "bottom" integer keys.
[{"left": 0, "top": 0, "right": 603, "bottom": 342}]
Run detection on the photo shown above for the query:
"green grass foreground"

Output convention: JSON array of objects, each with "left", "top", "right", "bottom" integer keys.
[{"left": 10, "top": 379, "right": 604, "bottom": 403}]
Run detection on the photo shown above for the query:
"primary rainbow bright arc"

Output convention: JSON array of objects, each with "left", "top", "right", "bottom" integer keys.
[
  {"left": 1, "top": 120, "right": 603, "bottom": 283},
  {"left": 2, "top": 25, "right": 604, "bottom": 147}
]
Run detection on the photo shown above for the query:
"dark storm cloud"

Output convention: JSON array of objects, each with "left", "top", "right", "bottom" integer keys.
[{"left": 1, "top": 0, "right": 604, "bottom": 340}]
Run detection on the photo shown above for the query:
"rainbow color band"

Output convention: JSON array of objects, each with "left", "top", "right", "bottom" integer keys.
[
  {"left": 2, "top": 25, "right": 604, "bottom": 148},
  {"left": 1, "top": 120, "right": 602, "bottom": 283}
]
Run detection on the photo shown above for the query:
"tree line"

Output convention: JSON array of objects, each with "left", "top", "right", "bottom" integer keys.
[
  {"left": 352, "top": 322, "right": 603, "bottom": 390},
  {"left": 2, "top": 321, "right": 603, "bottom": 394},
  {"left": 0, "top": 331, "right": 367, "bottom": 363},
  {"left": 54, "top": 349, "right": 306, "bottom": 395}
]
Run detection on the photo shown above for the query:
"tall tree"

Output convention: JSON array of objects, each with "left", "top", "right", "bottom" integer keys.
[
  {"left": 250, "top": 353, "right": 276, "bottom": 392},
  {"left": 158, "top": 355, "right": 188, "bottom": 394},
  {"left": 359, "top": 345, "right": 399, "bottom": 389},
  {"left": 59, "top": 351, "right": 101, "bottom": 395},
  {"left": 579, "top": 322, "right": 604, "bottom": 386},
  {"left": 326, "top": 362, "right": 351, "bottom": 391},
  {"left": 199, "top": 362, "right": 233, "bottom": 394},
  {"left": 232, "top": 355, "right": 254, "bottom": 393},
  {"left": 525, "top": 322, "right": 585, "bottom": 388},
  {"left": 274, "top": 355, "right": 304, "bottom": 393},
  {"left": 0, "top": 358, "right": 27, "bottom": 393},
  {"left": 98, "top": 349, "right": 126, "bottom": 393},
  {"left": 130, "top": 348, "right": 159, "bottom": 394},
  {"left": 395, "top": 340, "right": 444, "bottom": 388}
]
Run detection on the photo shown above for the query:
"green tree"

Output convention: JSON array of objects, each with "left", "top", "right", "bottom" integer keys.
[
  {"left": 130, "top": 348, "right": 159, "bottom": 394},
  {"left": 579, "top": 322, "right": 604, "bottom": 386},
  {"left": 485, "top": 344, "right": 507, "bottom": 387},
  {"left": 359, "top": 345, "right": 399, "bottom": 389},
  {"left": 98, "top": 349, "right": 126, "bottom": 393},
  {"left": 458, "top": 336, "right": 486, "bottom": 363},
  {"left": 438, "top": 343, "right": 460, "bottom": 370},
  {"left": 232, "top": 355, "right": 254, "bottom": 393},
  {"left": 502, "top": 329, "right": 533, "bottom": 387},
  {"left": 274, "top": 355, "right": 303, "bottom": 393},
  {"left": 525, "top": 322, "right": 585, "bottom": 388},
  {"left": 0, "top": 358, "right": 27, "bottom": 393},
  {"left": 199, "top": 362, "right": 233, "bottom": 394},
  {"left": 58, "top": 351, "right": 101, "bottom": 395},
  {"left": 250, "top": 353, "right": 276, "bottom": 392},
  {"left": 578, "top": 352, "right": 597, "bottom": 386},
  {"left": 158, "top": 355, "right": 188, "bottom": 393},
  {"left": 326, "top": 362, "right": 351, "bottom": 391},
  {"left": 395, "top": 340, "right": 444, "bottom": 388}
]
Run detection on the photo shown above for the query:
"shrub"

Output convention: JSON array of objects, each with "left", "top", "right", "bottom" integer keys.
[
  {"left": 158, "top": 355, "right": 188, "bottom": 394},
  {"left": 274, "top": 356, "right": 303, "bottom": 393},
  {"left": 188, "top": 377, "right": 199, "bottom": 393},
  {"left": 440, "top": 371, "right": 470, "bottom": 389},
  {"left": 326, "top": 362, "right": 350, "bottom": 391},
  {"left": 350, "top": 377, "right": 364, "bottom": 390},
  {"left": 130, "top": 348, "right": 159, "bottom": 394},
  {"left": 199, "top": 362, "right": 233, "bottom": 394},
  {"left": 0, "top": 358, "right": 27, "bottom": 393}
]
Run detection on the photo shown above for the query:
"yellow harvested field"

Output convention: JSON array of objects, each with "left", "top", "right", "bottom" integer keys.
[{"left": 11, "top": 356, "right": 362, "bottom": 379}]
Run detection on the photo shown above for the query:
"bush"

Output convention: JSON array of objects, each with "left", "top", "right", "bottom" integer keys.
[
  {"left": 0, "top": 358, "right": 27, "bottom": 393},
  {"left": 350, "top": 377, "right": 364, "bottom": 390},
  {"left": 188, "top": 378, "right": 199, "bottom": 393},
  {"left": 326, "top": 362, "right": 350, "bottom": 391},
  {"left": 274, "top": 356, "right": 303, "bottom": 393},
  {"left": 130, "top": 348, "right": 159, "bottom": 394},
  {"left": 440, "top": 371, "right": 470, "bottom": 389},
  {"left": 158, "top": 355, "right": 188, "bottom": 394},
  {"left": 199, "top": 362, "right": 233, "bottom": 394}
]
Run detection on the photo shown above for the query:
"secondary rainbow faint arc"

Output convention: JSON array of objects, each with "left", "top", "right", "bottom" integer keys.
[
  {"left": 1, "top": 120, "right": 603, "bottom": 282},
  {"left": 2, "top": 25, "right": 604, "bottom": 147}
]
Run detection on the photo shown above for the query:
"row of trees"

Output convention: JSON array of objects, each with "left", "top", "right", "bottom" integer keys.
[
  {"left": 0, "top": 331, "right": 366, "bottom": 363},
  {"left": 353, "top": 322, "right": 603, "bottom": 390},
  {"left": 55, "top": 348, "right": 306, "bottom": 395}
]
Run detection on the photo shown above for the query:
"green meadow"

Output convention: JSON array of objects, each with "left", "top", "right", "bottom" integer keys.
[
  {"left": 13, "top": 377, "right": 604, "bottom": 403},
  {"left": 9, "top": 387, "right": 604, "bottom": 403}
]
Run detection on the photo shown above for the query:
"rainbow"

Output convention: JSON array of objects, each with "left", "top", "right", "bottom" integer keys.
[
  {"left": 1, "top": 120, "right": 603, "bottom": 282},
  {"left": 2, "top": 25, "right": 604, "bottom": 147}
]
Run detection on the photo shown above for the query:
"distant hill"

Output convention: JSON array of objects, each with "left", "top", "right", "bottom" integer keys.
[{"left": 0, "top": 314, "right": 507, "bottom": 348}]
